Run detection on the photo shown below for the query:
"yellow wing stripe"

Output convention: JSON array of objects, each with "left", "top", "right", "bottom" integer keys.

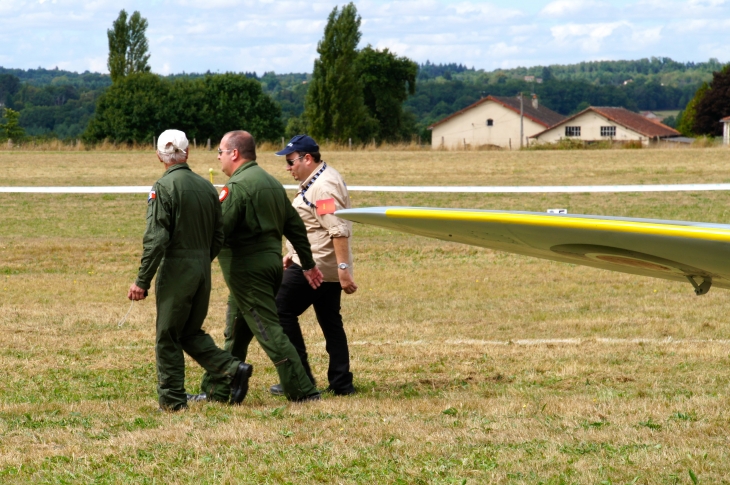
[{"left": 386, "top": 209, "right": 730, "bottom": 243}]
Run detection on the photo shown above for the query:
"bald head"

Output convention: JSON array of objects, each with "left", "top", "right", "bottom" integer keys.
[{"left": 223, "top": 130, "right": 256, "bottom": 162}]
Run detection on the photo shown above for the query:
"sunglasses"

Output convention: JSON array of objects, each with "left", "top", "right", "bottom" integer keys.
[{"left": 286, "top": 154, "right": 306, "bottom": 166}]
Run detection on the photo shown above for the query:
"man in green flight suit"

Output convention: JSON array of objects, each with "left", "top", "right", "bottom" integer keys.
[
  {"left": 128, "top": 129, "right": 252, "bottom": 411},
  {"left": 193, "top": 130, "right": 324, "bottom": 403}
]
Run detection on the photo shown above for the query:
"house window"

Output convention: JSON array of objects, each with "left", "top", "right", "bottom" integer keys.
[
  {"left": 565, "top": 126, "right": 581, "bottom": 137},
  {"left": 600, "top": 126, "right": 616, "bottom": 137},
  {"left": 486, "top": 119, "right": 493, "bottom": 126}
]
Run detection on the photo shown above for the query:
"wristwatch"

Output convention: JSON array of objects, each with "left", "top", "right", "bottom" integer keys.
[{"left": 338, "top": 263, "right": 350, "bottom": 270}]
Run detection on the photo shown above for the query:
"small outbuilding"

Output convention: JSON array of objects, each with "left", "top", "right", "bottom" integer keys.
[
  {"left": 721, "top": 116, "right": 730, "bottom": 145},
  {"left": 428, "top": 95, "right": 566, "bottom": 150},
  {"left": 532, "top": 106, "right": 680, "bottom": 147}
]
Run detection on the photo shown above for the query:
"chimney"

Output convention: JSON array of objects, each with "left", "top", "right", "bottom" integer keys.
[{"left": 532, "top": 94, "right": 538, "bottom": 109}]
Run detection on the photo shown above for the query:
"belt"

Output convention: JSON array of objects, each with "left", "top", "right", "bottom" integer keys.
[{"left": 164, "top": 249, "right": 209, "bottom": 258}]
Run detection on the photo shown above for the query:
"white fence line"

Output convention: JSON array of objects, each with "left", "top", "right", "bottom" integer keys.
[{"left": 3, "top": 183, "right": 730, "bottom": 194}]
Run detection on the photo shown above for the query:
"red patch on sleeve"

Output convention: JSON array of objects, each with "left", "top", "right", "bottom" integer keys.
[
  {"left": 219, "top": 186, "right": 229, "bottom": 202},
  {"left": 316, "top": 198, "right": 336, "bottom": 215}
]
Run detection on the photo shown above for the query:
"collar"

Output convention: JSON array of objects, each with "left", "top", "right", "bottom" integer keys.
[
  {"left": 298, "top": 162, "right": 326, "bottom": 191},
  {"left": 163, "top": 162, "right": 191, "bottom": 175},
  {"left": 299, "top": 162, "right": 327, "bottom": 209},
  {"left": 231, "top": 160, "right": 258, "bottom": 178}
]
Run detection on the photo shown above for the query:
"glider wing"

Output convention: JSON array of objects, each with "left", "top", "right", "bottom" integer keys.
[{"left": 336, "top": 207, "right": 730, "bottom": 294}]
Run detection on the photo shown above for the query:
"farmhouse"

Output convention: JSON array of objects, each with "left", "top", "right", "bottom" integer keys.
[
  {"left": 532, "top": 106, "right": 680, "bottom": 146},
  {"left": 428, "top": 95, "right": 566, "bottom": 149}
]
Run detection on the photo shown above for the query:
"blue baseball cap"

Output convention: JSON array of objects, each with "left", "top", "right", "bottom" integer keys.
[{"left": 275, "top": 135, "right": 319, "bottom": 156}]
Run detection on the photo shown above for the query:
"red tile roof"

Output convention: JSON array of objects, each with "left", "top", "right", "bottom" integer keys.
[
  {"left": 532, "top": 106, "right": 680, "bottom": 138},
  {"left": 427, "top": 95, "right": 566, "bottom": 130}
]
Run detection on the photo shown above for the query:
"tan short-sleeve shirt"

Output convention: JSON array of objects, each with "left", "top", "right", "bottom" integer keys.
[{"left": 285, "top": 163, "right": 353, "bottom": 282}]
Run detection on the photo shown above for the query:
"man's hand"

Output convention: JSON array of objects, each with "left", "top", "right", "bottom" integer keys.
[
  {"left": 302, "top": 266, "right": 324, "bottom": 289},
  {"left": 128, "top": 283, "right": 148, "bottom": 301},
  {"left": 338, "top": 269, "right": 358, "bottom": 294},
  {"left": 283, "top": 253, "right": 293, "bottom": 269}
]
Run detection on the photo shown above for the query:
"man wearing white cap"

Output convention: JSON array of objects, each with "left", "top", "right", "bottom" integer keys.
[{"left": 128, "top": 129, "right": 252, "bottom": 411}]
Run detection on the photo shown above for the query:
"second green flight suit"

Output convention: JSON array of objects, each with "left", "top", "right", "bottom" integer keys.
[
  {"left": 136, "top": 163, "right": 243, "bottom": 410},
  {"left": 200, "top": 161, "right": 319, "bottom": 402}
]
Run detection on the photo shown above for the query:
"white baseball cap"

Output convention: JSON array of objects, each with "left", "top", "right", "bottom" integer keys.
[{"left": 157, "top": 129, "right": 188, "bottom": 154}]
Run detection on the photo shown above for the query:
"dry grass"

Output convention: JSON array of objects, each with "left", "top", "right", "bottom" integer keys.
[
  {"left": 2, "top": 145, "right": 730, "bottom": 188},
  {"left": 1, "top": 149, "right": 730, "bottom": 483}
]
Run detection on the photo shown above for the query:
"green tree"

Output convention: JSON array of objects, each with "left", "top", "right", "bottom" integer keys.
[
  {"left": 83, "top": 73, "right": 168, "bottom": 143},
  {"left": 84, "top": 73, "right": 284, "bottom": 145},
  {"left": 678, "top": 82, "right": 708, "bottom": 136},
  {"left": 356, "top": 46, "right": 417, "bottom": 142},
  {"left": 0, "top": 108, "right": 25, "bottom": 141},
  {"left": 0, "top": 74, "right": 21, "bottom": 107},
  {"left": 693, "top": 64, "right": 730, "bottom": 136},
  {"left": 200, "top": 73, "right": 284, "bottom": 143},
  {"left": 285, "top": 115, "right": 308, "bottom": 138},
  {"left": 107, "top": 10, "right": 151, "bottom": 83},
  {"left": 305, "top": 3, "right": 370, "bottom": 143}
]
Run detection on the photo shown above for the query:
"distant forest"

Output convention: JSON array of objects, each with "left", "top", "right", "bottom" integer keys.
[{"left": 0, "top": 57, "right": 719, "bottom": 141}]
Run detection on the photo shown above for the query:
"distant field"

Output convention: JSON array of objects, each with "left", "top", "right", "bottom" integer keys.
[
  {"left": 1, "top": 148, "right": 730, "bottom": 483},
  {"left": 654, "top": 110, "right": 681, "bottom": 118}
]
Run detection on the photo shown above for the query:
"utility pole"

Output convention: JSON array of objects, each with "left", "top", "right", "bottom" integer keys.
[{"left": 519, "top": 92, "right": 524, "bottom": 149}]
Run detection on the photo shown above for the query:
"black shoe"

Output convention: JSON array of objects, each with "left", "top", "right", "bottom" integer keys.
[
  {"left": 230, "top": 362, "right": 253, "bottom": 405},
  {"left": 269, "top": 384, "right": 285, "bottom": 396},
  {"left": 186, "top": 393, "right": 207, "bottom": 402},
  {"left": 158, "top": 403, "right": 188, "bottom": 412},
  {"left": 325, "top": 386, "right": 356, "bottom": 396},
  {"left": 293, "top": 392, "right": 321, "bottom": 403}
]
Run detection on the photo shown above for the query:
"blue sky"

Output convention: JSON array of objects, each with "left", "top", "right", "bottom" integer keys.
[{"left": 0, "top": 0, "right": 728, "bottom": 75}]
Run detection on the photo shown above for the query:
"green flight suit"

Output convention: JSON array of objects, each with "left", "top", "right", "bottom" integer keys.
[
  {"left": 200, "top": 161, "right": 318, "bottom": 402},
  {"left": 136, "top": 163, "right": 241, "bottom": 410}
]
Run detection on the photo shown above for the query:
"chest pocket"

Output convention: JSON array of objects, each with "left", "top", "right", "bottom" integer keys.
[
  {"left": 225, "top": 184, "right": 262, "bottom": 237},
  {"left": 243, "top": 195, "right": 262, "bottom": 237}
]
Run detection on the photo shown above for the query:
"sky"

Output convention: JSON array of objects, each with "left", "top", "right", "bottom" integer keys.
[{"left": 0, "top": 0, "right": 728, "bottom": 75}]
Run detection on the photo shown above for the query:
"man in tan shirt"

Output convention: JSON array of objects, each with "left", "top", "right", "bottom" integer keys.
[{"left": 271, "top": 135, "right": 358, "bottom": 396}]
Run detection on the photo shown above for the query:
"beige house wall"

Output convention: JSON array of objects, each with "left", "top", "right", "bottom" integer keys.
[
  {"left": 431, "top": 101, "right": 546, "bottom": 149},
  {"left": 533, "top": 111, "right": 648, "bottom": 146}
]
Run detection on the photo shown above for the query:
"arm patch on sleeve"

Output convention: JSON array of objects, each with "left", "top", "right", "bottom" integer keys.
[
  {"left": 316, "top": 198, "right": 336, "bottom": 215},
  {"left": 219, "top": 186, "right": 230, "bottom": 202}
]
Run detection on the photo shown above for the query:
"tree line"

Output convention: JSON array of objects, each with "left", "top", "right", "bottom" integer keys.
[{"left": 436, "top": 58, "right": 721, "bottom": 88}]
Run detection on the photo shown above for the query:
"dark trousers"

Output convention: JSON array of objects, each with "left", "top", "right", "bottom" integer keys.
[{"left": 276, "top": 264, "right": 354, "bottom": 393}]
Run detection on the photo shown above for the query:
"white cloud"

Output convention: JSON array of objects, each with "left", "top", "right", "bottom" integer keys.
[
  {"left": 541, "top": 0, "right": 608, "bottom": 17},
  {"left": 551, "top": 21, "right": 629, "bottom": 44},
  {"left": 630, "top": 25, "right": 662, "bottom": 46},
  {"left": 670, "top": 17, "right": 730, "bottom": 33},
  {"left": 284, "top": 19, "right": 327, "bottom": 34},
  {"left": 0, "top": 0, "right": 729, "bottom": 74},
  {"left": 486, "top": 41, "right": 523, "bottom": 58},
  {"left": 86, "top": 56, "right": 108, "bottom": 72},
  {"left": 689, "top": 0, "right": 726, "bottom": 7}
]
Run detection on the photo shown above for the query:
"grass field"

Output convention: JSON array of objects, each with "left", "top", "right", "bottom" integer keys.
[{"left": 1, "top": 147, "right": 730, "bottom": 484}]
